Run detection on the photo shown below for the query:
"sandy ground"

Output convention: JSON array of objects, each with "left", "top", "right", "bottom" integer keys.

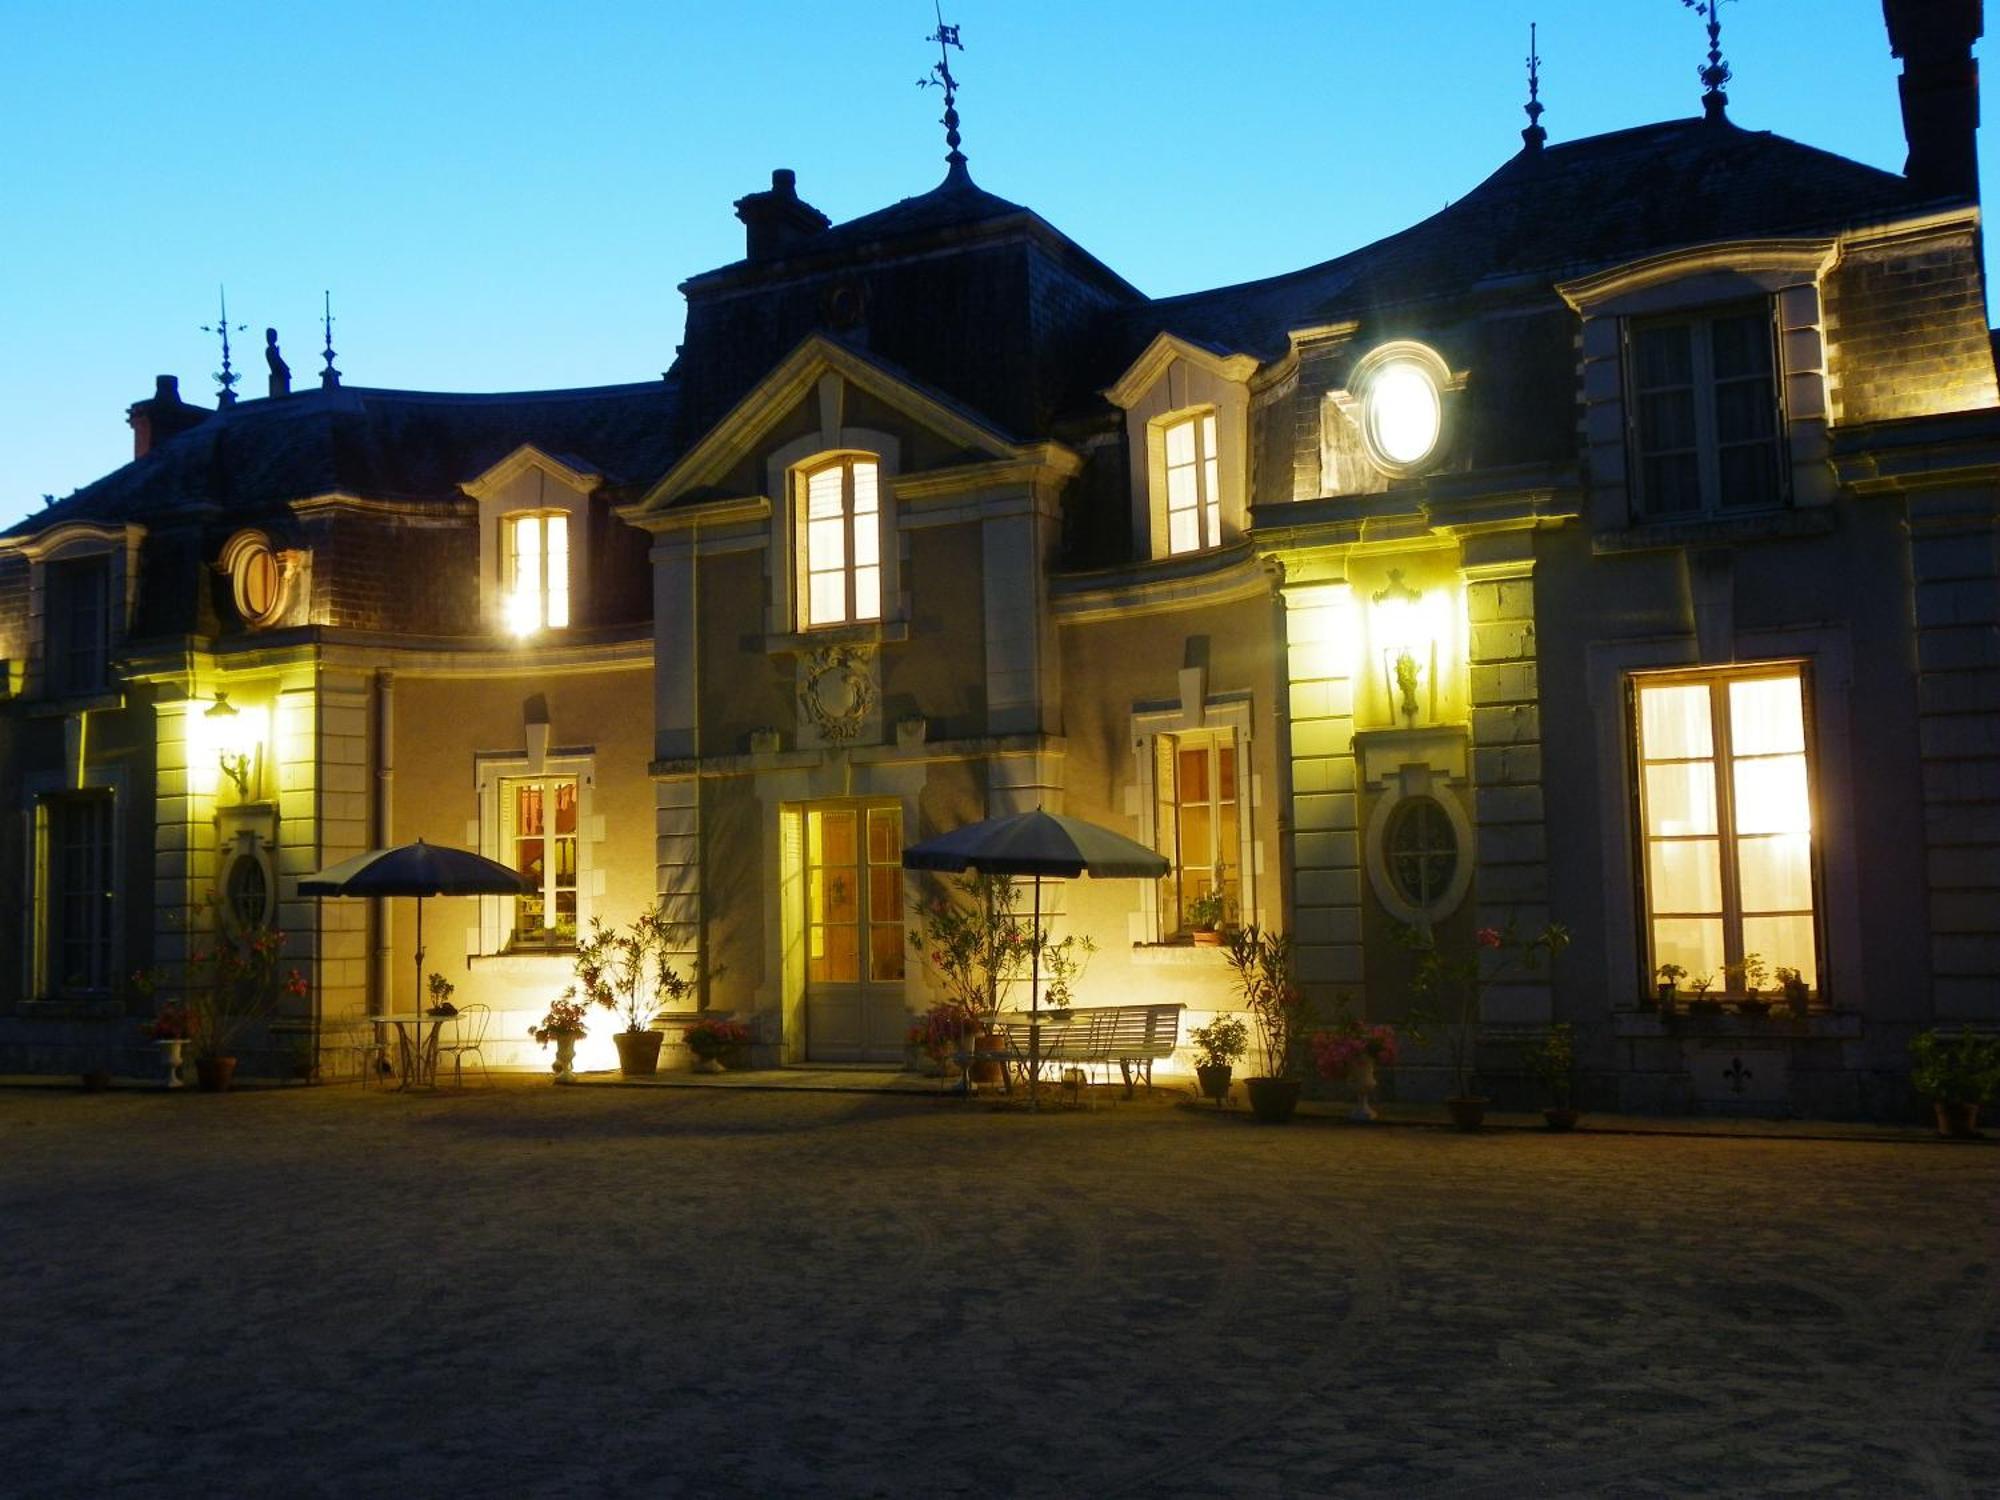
[{"left": 1, "top": 1080, "right": 1995, "bottom": 1498}]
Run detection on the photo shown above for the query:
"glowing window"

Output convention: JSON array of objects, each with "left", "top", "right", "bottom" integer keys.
[
  {"left": 1154, "top": 730, "right": 1241, "bottom": 936},
  {"left": 1364, "top": 360, "right": 1443, "bottom": 470},
  {"left": 1162, "top": 412, "right": 1221, "bottom": 555},
  {"left": 798, "top": 456, "right": 882, "bottom": 628},
  {"left": 1635, "top": 665, "right": 1818, "bottom": 999},
  {"left": 1630, "top": 304, "right": 1783, "bottom": 517},
  {"left": 503, "top": 776, "right": 578, "bottom": 949},
  {"left": 504, "top": 513, "right": 569, "bottom": 634}
]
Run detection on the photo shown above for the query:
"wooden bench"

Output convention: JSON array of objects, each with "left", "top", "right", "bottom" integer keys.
[{"left": 992, "top": 1003, "right": 1184, "bottom": 1097}]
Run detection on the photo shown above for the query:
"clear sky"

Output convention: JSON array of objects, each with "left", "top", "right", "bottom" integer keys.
[{"left": 0, "top": 1, "right": 1975, "bottom": 529}]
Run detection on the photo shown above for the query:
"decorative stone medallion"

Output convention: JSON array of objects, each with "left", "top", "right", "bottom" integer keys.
[{"left": 798, "top": 645, "right": 877, "bottom": 745}]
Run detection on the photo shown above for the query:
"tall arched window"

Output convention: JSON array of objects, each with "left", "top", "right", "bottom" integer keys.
[{"left": 797, "top": 455, "right": 881, "bottom": 629}]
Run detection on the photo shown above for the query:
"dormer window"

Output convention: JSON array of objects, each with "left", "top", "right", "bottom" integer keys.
[
  {"left": 47, "top": 556, "right": 110, "bottom": 697},
  {"left": 797, "top": 454, "right": 881, "bottom": 628},
  {"left": 1630, "top": 304, "right": 1783, "bottom": 516},
  {"left": 505, "top": 512, "right": 569, "bottom": 634},
  {"left": 1163, "top": 412, "right": 1222, "bottom": 555}
]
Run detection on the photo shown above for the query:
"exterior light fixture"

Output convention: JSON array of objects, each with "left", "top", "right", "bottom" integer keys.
[
  {"left": 1372, "top": 571, "right": 1433, "bottom": 725},
  {"left": 204, "top": 691, "right": 258, "bottom": 800}
]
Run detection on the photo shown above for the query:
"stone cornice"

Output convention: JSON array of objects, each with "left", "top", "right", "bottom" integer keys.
[
  {"left": 1556, "top": 238, "right": 1839, "bottom": 312},
  {"left": 289, "top": 491, "right": 472, "bottom": 523},
  {"left": 1830, "top": 410, "right": 2000, "bottom": 496},
  {"left": 1, "top": 520, "right": 143, "bottom": 561},
  {"left": 1050, "top": 544, "right": 1272, "bottom": 624},
  {"left": 120, "top": 629, "right": 652, "bottom": 684},
  {"left": 651, "top": 732, "right": 1064, "bottom": 782}
]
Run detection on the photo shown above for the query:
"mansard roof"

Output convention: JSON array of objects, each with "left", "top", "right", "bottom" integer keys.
[
  {"left": 16, "top": 378, "right": 681, "bottom": 535},
  {"left": 1120, "top": 117, "right": 1947, "bottom": 364}
]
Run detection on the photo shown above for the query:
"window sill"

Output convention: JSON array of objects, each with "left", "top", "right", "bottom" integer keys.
[
  {"left": 468, "top": 951, "right": 576, "bottom": 974},
  {"left": 764, "top": 620, "right": 909, "bottom": 655},
  {"left": 27, "top": 691, "right": 123, "bottom": 718},
  {"left": 1129, "top": 942, "right": 1233, "bottom": 968},
  {"left": 1592, "top": 507, "right": 1834, "bottom": 555},
  {"left": 1610, "top": 1008, "right": 1859, "bottom": 1040},
  {"left": 17, "top": 997, "right": 123, "bottom": 1019}
]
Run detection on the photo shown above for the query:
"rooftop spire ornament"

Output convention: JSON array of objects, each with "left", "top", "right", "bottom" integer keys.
[
  {"left": 1522, "top": 22, "right": 1547, "bottom": 152},
  {"left": 319, "top": 289, "right": 341, "bottom": 390},
  {"left": 1682, "top": 0, "right": 1733, "bottom": 122},
  {"left": 200, "top": 285, "right": 246, "bottom": 408},
  {"left": 916, "top": 2, "right": 967, "bottom": 173}
]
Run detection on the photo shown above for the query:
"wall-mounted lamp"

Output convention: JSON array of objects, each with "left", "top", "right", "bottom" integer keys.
[
  {"left": 204, "top": 691, "right": 257, "bottom": 800},
  {"left": 1372, "top": 570, "right": 1434, "bottom": 726}
]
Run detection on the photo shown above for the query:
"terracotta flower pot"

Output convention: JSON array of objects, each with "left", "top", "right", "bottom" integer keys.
[
  {"left": 1245, "top": 1076, "right": 1301, "bottom": 1124},
  {"left": 1191, "top": 928, "right": 1224, "bottom": 948},
  {"left": 1446, "top": 1096, "right": 1487, "bottom": 1131},
  {"left": 195, "top": 1056, "right": 238, "bottom": 1093},
  {"left": 1543, "top": 1106, "right": 1580, "bottom": 1132},
  {"left": 1934, "top": 1101, "right": 1983, "bottom": 1139},
  {"left": 614, "top": 1030, "right": 664, "bottom": 1077},
  {"left": 969, "top": 1031, "right": 1006, "bottom": 1085},
  {"left": 1195, "top": 1063, "right": 1232, "bottom": 1105}
]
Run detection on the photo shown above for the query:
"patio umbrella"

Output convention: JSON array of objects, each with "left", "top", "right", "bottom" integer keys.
[
  {"left": 300, "top": 839, "right": 532, "bottom": 1030},
  {"left": 903, "top": 810, "right": 1169, "bottom": 1109}
]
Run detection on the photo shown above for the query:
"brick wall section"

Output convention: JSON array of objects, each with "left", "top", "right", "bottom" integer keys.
[
  {"left": 1282, "top": 580, "right": 1363, "bottom": 991},
  {"left": 1825, "top": 230, "right": 1999, "bottom": 424},
  {"left": 1463, "top": 551, "right": 1553, "bottom": 1024},
  {"left": 1907, "top": 487, "right": 2000, "bottom": 1020}
]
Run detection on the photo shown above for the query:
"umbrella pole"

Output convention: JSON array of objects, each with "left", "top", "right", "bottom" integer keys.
[
  {"left": 413, "top": 896, "right": 426, "bottom": 1087},
  {"left": 1030, "top": 874, "right": 1041, "bottom": 1114}
]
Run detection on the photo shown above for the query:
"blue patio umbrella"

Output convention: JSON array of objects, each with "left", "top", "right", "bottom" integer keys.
[{"left": 903, "top": 810, "right": 1169, "bottom": 1107}]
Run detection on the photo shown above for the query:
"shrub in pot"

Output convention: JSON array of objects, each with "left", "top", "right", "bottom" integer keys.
[
  {"left": 1309, "top": 1010, "right": 1396, "bottom": 1122},
  {"left": 1189, "top": 1015, "right": 1248, "bottom": 1106},
  {"left": 908, "top": 873, "right": 1035, "bottom": 1085},
  {"left": 1520, "top": 1021, "right": 1580, "bottom": 1131},
  {"left": 907, "top": 1002, "right": 967, "bottom": 1076},
  {"left": 1224, "top": 926, "right": 1308, "bottom": 1123},
  {"left": 1909, "top": 1028, "right": 2000, "bottom": 1138},
  {"left": 1406, "top": 919, "right": 1571, "bottom": 1130},
  {"left": 567, "top": 901, "right": 696, "bottom": 1077},
  {"left": 1653, "top": 962, "right": 1685, "bottom": 1011},
  {"left": 138, "top": 914, "right": 306, "bottom": 1092},
  {"left": 1186, "top": 882, "right": 1229, "bottom": 947}
]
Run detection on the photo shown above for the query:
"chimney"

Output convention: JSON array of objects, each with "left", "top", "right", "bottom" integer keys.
[
  {"left": 126, "top": 375, "right": 211, "bottom": 460},
  {"left": 733, "top": 168, "right": 831, "bottom": 262},
  {"left": 1884, "top": 0, "right": 1985, "bottom": 199}
]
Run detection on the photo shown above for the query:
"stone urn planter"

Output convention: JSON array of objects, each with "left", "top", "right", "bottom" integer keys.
[
  {"left": 614, "top": 1030, "right": 664, "bottom": 1077},
  {"left": 157, "top": 1038, "right": 187, "bottom": 1090},
  {"left": 1245, "top": 1076, "right": 1301, "bottom": 1124},
  {"left": 549, "top": 1032, "right": 580, "bottom": 1082},
  {"left": 1346, "top": 1056, "right": 1379, "bottom": 1122}
]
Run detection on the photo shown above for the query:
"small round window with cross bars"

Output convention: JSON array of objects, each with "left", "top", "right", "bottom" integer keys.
[{"left": 1384, "top": 795, "right": 1458, "bottom": 911}]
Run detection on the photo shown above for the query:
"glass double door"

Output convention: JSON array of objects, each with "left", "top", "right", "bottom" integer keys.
[{"left": 804, "top": 804, "right": 907, "bottom": 1061}]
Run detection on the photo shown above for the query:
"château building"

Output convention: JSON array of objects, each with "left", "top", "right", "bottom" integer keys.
[{"left": 4, "top": 0, "right": 1996, "bottom": 1116}]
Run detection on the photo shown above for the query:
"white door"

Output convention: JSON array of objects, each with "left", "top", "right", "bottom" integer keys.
[{"left": 804, "top": 805, "right": 907, "bottom": 1061}]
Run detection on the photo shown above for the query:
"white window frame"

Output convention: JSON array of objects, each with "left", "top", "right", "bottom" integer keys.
[
  {"left": 472, "top": 751, "right": 600, "bottom": 959},
  {"left": 1159, "top": 411, "right": 1222, "bottom": 556},
  {"left": 1631, "top": 661, "right": 1823, "bottom": 1002},
  {"left": 503, "top": 511, "right": 571, "bottom": 633},
  {"left": 32, "top": 788, "right": 116, "bottom": 999},
  {"left": 1131, "top": 696, "right": 1258, "bottom": 944},
  {"left": 1626, "top": 301, "right": 1788, "bottom": 519},
  {"left": 794, "top": 454, "right": 884, "bottom": 630}
]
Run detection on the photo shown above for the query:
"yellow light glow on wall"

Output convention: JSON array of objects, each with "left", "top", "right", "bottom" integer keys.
[
  {"left": 189, "top": 691, "right": 270, "bottom": 800},
  {"left": 1284, "top": 579, "right": 1358, "bottom": 686},
  {"left": 1368, "top": 570, "right": 1455, "bottom": 725}
]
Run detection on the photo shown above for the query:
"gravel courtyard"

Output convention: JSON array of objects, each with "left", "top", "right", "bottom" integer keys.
[{"left": 1, "top": 1082, "right": 1995, "bottom": 1499}]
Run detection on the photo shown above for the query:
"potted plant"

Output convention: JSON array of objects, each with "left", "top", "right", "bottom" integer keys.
[
  {"left": 684, "top": 1015, "right": 752, "bottom": 1073},
  {"left": 910, "top": 873, "right": 1035, "bottom": 1086},
  {"left": 1186, "top": 881, "right": 1229, "bottom": 947},
  {"left": 907, "top": 1002, "right": 967, "bottom": 1076},
  {"left": 1189, "top": 1015, "right": 1248, "bottom": 1106},
  {"left": 1224, "top": 926, "right": 1307, "bottom": 1123},
  {"left": 529, "top": 992, "right": 590, "bottom": 1081},
  {"left": 1684, "top": 972, "right": 1723, "bottom": 1017},
  {"left": 132, "top": 969, "right": 191, "bottom": 1090},
  {"left": 1407, "top": 920, "right": 1570, "bottom": 1129},
  {"left": 1309, "top": 1011, "right": 1397, "bottom": 1122},
  {"left": 1654, "top": 963, "right": 1685, "bottom": 1010},
  {"left": 1908, "top": 1028, "right": 2000, "bottom": 1138},
  {"left": 567, "top": 903, "right": 695, "bottom": 1077},
  {"left": 1520, "top": 1022, "right": 1581, "bottom": 1130},
  {"left": 1724, "top": 953, "right": 1770, "bottom": 1014},
  {"left": 182, "top": 921, "right": 307, "bottom": 1091},
  {"left": 1775, "top": 965, "right": 1811, "bottom": 1011}
]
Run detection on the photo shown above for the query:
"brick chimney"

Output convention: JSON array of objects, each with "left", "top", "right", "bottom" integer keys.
[
  {"left": 126, "top": 374, "right": 211, "bottom": 460},
  {"left": 733, "top": 169, "right": 831, "bottom": 262},
  {"left": 1884, "top": 0, "right": 1984, "bottom": 199}
]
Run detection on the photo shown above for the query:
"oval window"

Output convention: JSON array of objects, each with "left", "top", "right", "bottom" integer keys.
[
  {"left": 1365, "top": 360, "right": 1442, "bottom": 469},
  {"left": 225, "top": 534, "right": 290, "bottom": 628},
  {"left": 225, "top": 852, "right": 272, "bottom": 931},
  {"left": 1385, "top": 795, "right": 1458, "bottom": 910}
]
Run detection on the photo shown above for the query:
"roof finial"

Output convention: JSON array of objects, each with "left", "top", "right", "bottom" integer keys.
[
  {"left": 1682, "top": 0, "right": 1732, "bottom": 121},
  {"left": 320, "top": 290, "right": 341, "bottom": 389},
  {"left": 200, "top": 285, "right": 246, "bottom": 407},
  {"left": 917, "top": 2, "right": 967, "bottom": 176},
  {"left": 1522, "top": 22, "right": 1547, "bottom": 152}
]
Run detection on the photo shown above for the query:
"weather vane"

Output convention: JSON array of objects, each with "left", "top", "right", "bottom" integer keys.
[
  {"left": 916, "top": 3, "right": 966, "bottom": 170},
  {"left": 1681, "top": 0, "right": 1733, "bottom": 120},
  {"left": 200, "top": 285, "right": 246, "bottom": 407},
  {"left": 1522, "top": 22, "right": 1546, "bottom": 151},
  {"left": 320, "top": 290, "right": 341, "bottom": 389}
]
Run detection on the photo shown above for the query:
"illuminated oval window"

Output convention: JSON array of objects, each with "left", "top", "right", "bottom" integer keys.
[
  {"left": 1385, "top": 795, "right": 1458, "bottom": 910},
  {"left": 222, "top": 532, "right": 291, "bottom": 629},
  {"left": 1366, "top": 360, "right": 1443, "bottom": 470}
]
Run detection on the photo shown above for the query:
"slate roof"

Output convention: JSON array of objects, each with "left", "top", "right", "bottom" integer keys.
[
  {"left": 16, "top": 378, "right": 681, "bottom": 535},
  {"left": 1122, "top": 118, "right": 1946, "bottom": 363}
]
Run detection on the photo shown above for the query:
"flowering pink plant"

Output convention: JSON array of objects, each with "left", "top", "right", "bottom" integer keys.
[
  {"left": 684, "top": 1016, "right": 752, "bottom": 1059},
  {"left": 529, "top": 991, "right": 590, "bottom": 1046},
  {"left": 1404, "top": 919, "right": 1570, "bottom": 1098},
  {"left": 907, "top": 1002, "right": 967, "bottom": 1064},
  {"left": 143, "top": 1000, "right": 194, "bottom": 1041},
  {"left": 1310, "top": 1022, "right": 1399, "bottom": 1079}
]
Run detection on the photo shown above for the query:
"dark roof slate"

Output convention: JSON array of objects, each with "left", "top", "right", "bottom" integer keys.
[
  {"left": 17, "top": 378, "right": 682, "bottom": 535},
  {"left": 1122, "top": 118, "right": 1943, "bottom": 362}
]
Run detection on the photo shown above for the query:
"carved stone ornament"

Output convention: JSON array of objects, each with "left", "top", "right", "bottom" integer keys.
[{"left": 798, "top": 645, "right": 877, "bottom": 744}]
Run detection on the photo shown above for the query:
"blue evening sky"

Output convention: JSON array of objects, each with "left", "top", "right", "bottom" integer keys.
[{"left": 0, "top": 2, "right": 1973, "bottom": 528}]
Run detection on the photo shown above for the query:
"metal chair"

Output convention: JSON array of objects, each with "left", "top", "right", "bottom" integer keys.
[
  {"left": 436, "top": 1004, "right": 491, "bottom": 1089},
  {"left": 329, "top": 1019, "right": 388, "bottom": 1088}
]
